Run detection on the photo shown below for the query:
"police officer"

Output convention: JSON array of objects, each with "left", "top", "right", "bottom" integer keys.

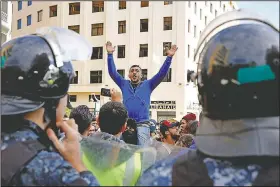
[
  {"left": 137, "top": 9, "right": 279, "bottom": 186},
  {"left": 1, "top": 27, "right": 99, "bottom": 186}
]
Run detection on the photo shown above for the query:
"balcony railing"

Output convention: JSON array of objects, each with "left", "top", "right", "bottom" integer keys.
[{"left": 1, "top": 11, "right": 8, "bottom": 23}]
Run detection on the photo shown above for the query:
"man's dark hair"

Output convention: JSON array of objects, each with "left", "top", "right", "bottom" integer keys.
[
  {"left": 129, "top": 65, "right": 142, "bottom": 72},
  {"left": 160, "top": 124, "right": 169, "bottom": 138},
  {"left": 189, "top": 120, "right": 198, "bottom": 135},
  {"left": 70, "top": 105, "right": 93, "bottom": 134},
  {"left": 98, "top": 101, "right": 128, "bottom": 135}
]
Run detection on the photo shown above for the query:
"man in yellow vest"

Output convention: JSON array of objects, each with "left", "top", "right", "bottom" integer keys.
[{"left": 81, "top": 101, "right": 142, "bottom": 186}]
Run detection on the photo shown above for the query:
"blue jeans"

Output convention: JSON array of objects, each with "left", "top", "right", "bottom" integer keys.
[{"left": 136, "top": 122, "right": 151, "bottom": 146}]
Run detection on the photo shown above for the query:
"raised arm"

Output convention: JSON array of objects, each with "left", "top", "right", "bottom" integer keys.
[
  {"left": 149, "top": 45, "right": 178, "bottom": 90},
  {"left": 106, "top": 41, "right": 124, "bottom": 88}
]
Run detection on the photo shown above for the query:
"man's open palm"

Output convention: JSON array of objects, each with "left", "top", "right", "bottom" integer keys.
[
  {"left": 106, "top": 41, "right": 115, "bottom": 54},
  {"left": 166, "top": 45, "right": 178, "bottom": 57}
]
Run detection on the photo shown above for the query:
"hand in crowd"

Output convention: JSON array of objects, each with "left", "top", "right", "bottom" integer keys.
[
  {"left": 166, "top": 45, "right": 178, "bottom": 57},
  {"left": 110, "top": 88, "right": 122, "bottom": 102},
  {"left": 64, "top": 118, "right": 79, "bottom": 132},
  {"left": 47, "top": 121, "right": 86, "bottom": 172},
  {"left": 106, "top": 41, "right": 115, "bottom": 54}
]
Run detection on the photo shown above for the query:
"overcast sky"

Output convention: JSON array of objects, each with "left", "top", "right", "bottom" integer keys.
[{"left": 236, "top": 1, "right": 279, "bottom": 28}]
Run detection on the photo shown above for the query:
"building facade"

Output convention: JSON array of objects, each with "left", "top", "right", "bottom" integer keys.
[
  {"left": 1, "top": 1, "right": 12, "bottom": 45},
  {"left": 11, "top": 1, "right": 237, "bottom": 121}
]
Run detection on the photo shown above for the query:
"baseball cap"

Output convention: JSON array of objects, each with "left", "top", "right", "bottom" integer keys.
[
  {"left": 182, "top": 113, "right": 196, "bottom": 121},
  {"left": 160, "top": 120, "right": 177, "bottom": 128}
]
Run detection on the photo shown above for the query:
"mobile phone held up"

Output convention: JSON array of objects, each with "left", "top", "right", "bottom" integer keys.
[{"left": 101, "top": 88, "right": 111, "bottom": 97}]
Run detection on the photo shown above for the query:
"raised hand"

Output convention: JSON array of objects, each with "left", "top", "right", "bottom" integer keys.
[
  {"left": 110, "top": 88, "right": 122, "bottom": 102},
  {"left": 106, "top": 41, "right": 116, "bottom": 54},
  {"left": 47, "top": 121, "right": 86, "bottom": 172},
  {"left": 166, "top": 44, "right": 178, "bottom": 57}
]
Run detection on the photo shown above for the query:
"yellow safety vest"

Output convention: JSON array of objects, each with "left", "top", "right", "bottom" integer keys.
[{"left": 82, "top": 152, "right": 142, "bottom": 186}]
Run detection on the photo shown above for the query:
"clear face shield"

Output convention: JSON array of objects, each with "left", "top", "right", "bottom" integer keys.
[
  {"left": 34, "top": 27, "right": 93, "bottom": 134},
  {"left": 35, "top": 27, "right": 92, "bottom": 66},
  {"left": 33, "top": 27, "right": 93, "bottom": 99}
]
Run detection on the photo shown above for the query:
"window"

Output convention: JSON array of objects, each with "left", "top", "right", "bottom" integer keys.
[
  {"left": 18, "top": 1, "right": 22, "bottom": 11},
  {"left": 142, "top": 69, "right": 148, "bottom": 81},
  {"left": 90, "top": 71, "right": 102, "bottom": 83},
  {"left": 140, "top": 19, "right": 148, "bottom": 32},
  {"left": 188, "top": 45, "right": 190, "bottom": 58},
  {"left": 50, "top": 5, "right": 57, "bottom": 17},
  {"left": 71, "top": 71, "right": 78, "bottom": 84},
  {"left": 37, "top": 10, "right": 43, "bottom": 22},
  {"left": 223, "top": 4, "right": 226, "bottom": 12},
  {"left": 220, "top": 1, "right": 222, "bottom": 7},
  {"left": 119, "top": 1, "right": 126, "bottom": 9},
  {"left": 118, "top": 45, "right": 125, "bottom": 58},
  {"left": 164, "top": 1, "right": 172, "bottom": 5},
  {"left": 118, "top": 21, "right": 126, "bottom": 34},
  {"left": 91, "top": 47, "right": 103, "bottom": 59},
  {"left": 163, "top": 17, "right": 172, "bottom": 30},
  {"left": 17, "top": 19, "right": 21, "bottom": 30},
  {"left": 188, "top": 19, "right": 191, "bottom": 33},
  {"left": 69, "top": 95, "right": 77, "bottom": 102},
  {"left": 141, "top": 1, "right": 149, "bottom": 7},
  {"left": 2, "top": 1, "right": 8, "bottom": 13},
  {"left": 163, "top": 42, "right": 171, "bottom": 56},
  {"left": 69, "top": 2, "right": 80, "bottom": 15},
  {"left": 162, "top": 68, "right": 172, "bottom": 82},
  {"left": 205, "top": 16, "right": 207, "bottom": 26},
  {"left": 215, "top": 10, "right": 217, "bottom": 17},
  {"left": 194, "top": 25, "right": 196, "bottom": 38},
  {"left": 205, "top": 1, "right": 207, "bottom": 6},
  {"left": 210, "top": 3, "right": 213, "bottom": 13},
  {"left": 188, "top": 1, "right": 191, "bottom": 8},
  {"left": 117, "top": 69, "right": 125, "bottom": 78},
  {"left": 27, "top": 15, "right": 32, "bottom": 26},
  {"left": 92, "top": 1, "right": 104, "bottom": 13},
  {"left": 89, "top": 95, "right": 100, "bottom": 102},
  {"left": 200, "top": 9, "right": 202, "bottom": 20},
  {"left": 91, "top": 23, "right": 104, "bottom": 36},
  {"left": 139, "top": 44, "right": 148, "bottom": 57},
  {"left": 194, "top": 3, "right": 197, "bottom": 14},
  {"left": 68, "top": 25, "right": 80, "bottom": 33},
  {"left": 27, "top": 1, "right": 32, "bottom": 6}
]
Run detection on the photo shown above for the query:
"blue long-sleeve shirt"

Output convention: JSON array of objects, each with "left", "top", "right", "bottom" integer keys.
[
  {"left": 107, "top": 54, "right": 172, "bottom": 122},
  {"left": 1, "top": 120, "right": 99, "bottom": 186}
]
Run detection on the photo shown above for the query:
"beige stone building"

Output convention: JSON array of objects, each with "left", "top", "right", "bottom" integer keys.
[{"left": 11, "top": 1, "right": 237, "bottom": 120}]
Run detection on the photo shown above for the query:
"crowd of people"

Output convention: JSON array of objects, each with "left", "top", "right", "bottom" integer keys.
[
  {"left": 64, "top": 99, "right": 200, "bottom": 149},
  {"left": 1, "top": 9, "right": 279, "bottom": 186}
]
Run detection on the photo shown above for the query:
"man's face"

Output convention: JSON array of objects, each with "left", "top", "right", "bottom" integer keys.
[
  {"left": 168, "top": 126, "right": 179, "bottom": 136},
  {"left": 56, "top": 95, "right": 68, "bottom": 123},
  {"left": 180, "top": 119, "right": 189, "bottom": 134},
  {"left": 128, "top": 66, "right": 142, "bottom": 84},
  {"left": 83, "top": 121, "right": 98, "bottom": 136}
]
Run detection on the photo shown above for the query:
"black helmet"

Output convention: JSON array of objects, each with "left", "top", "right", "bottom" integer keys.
[
  {"left": 194, "top": 9, "right": 279, "bottom": 157},
  {"left": 1, "top": 27, "right": 92, "bottom": 115}
]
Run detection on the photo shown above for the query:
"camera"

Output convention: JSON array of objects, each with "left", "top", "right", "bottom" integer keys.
[{"left": 101, "top": 88, "right": 111, "bottom": 97}]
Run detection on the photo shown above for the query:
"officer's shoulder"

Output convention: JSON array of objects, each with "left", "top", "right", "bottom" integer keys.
[
  {"left": 28, "top": 150, "right": 68, "bottom": 169},
  {"left": 1, "top": 129, "right": 38, "bottom": 145},
  {"left": 174, "top": 148, "right": 197, "bottom": 163}
]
